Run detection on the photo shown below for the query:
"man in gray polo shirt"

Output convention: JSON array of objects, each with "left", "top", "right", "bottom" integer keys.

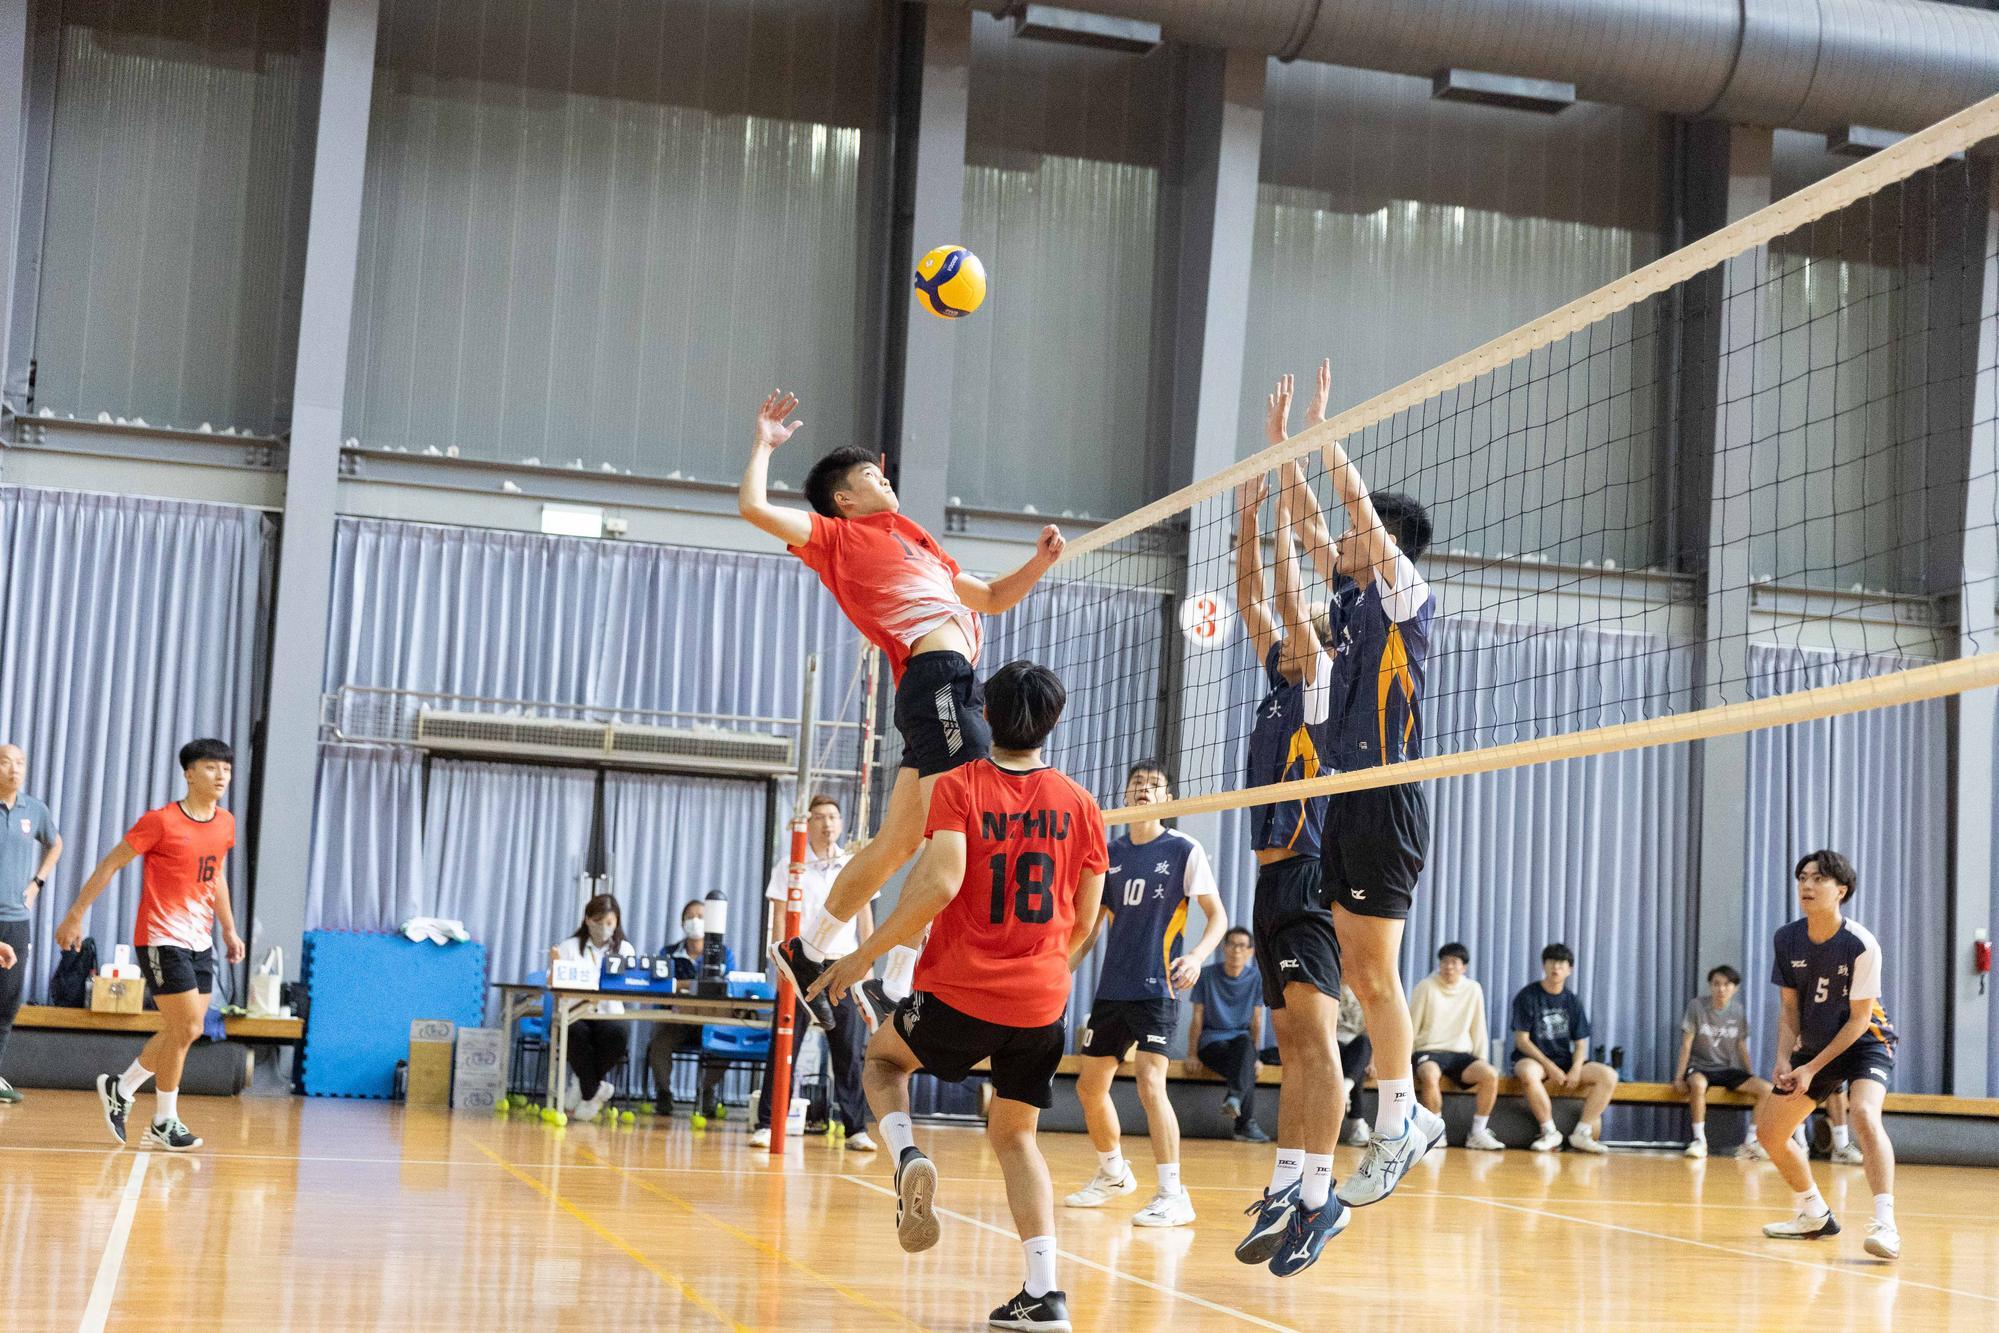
[{"left": 1, "top": 742, "right": 64, "bottom": 1104}]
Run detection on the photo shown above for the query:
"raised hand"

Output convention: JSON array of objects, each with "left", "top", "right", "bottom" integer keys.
[
  {"left": 1036, "top": 524, "right": 1066, "bottom": 564},
  {"left": 1235, "top": 472, "right": 1269, "bottom": 519},
  {"left": 755, "top": 390, "right": 804, "bottom": 450},
  {"left": 1306, "top": 358, "right": 1331, "bottom": 428},
  {"left": 1264, "top": 374, "right": 1294, "bottom": 446}
]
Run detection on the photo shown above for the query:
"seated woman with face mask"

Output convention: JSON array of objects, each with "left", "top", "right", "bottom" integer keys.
[
  {"left": 548, "top": 893, "right": 638, "bottom": 1122},
  {"left": 647, "top": 900, "right": 735, "bottom": 1118}
]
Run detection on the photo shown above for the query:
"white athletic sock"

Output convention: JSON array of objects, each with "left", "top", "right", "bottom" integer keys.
[
  {"left": 117, "top": 1060, "right": 154, "bottom": 1100},
  {"left": 1022, "top": 1235, "right": 1058, "bottom": 1298},
  {"left": 1471, "top": 1114, "right": 1491, "bottom": 1136},
  {"left": 881, "top": 945, "right": 921, "bottom": 1001},
  {"left": 1539, "top": 1120, "right": 1558, "bottom": 1137},
  {"left": 880, "top": 1111, "right": 916, "bottom": 1159},
  {"left": 1691, "top": 1122, "right": 1707, "bottom": 1142},
  {"left": 1831, "top": 1124, "right": 1851, "bottom": 1151},
  {"left": 801, "top": 911, "right": 849, "bottom": 962},
  {"left": 1376, "top": 1077, "right": 1414, "bottom": 1137},
  {"left": 154, "top": 1089, "right": 177, "bottom": 1124},
  {"left": 1873, "top": 1193, "right": 1895, "bottom": 1225},
  {"left": 1300, "top": 1153, "right": 1335, "bottom": 1210},
  {"left": 1156, "top": 1162, "right": 1181, "bottom": 1195},
  {"left": 1794, "top": 1186, "right": 1829, "bottom": 1218},
  {"left": 1269, "top": 1147, "right": 1304, "bottom": 1194},
  {"left": 1097, "top": 1149, "right": 1126, "bottom": 1178}
]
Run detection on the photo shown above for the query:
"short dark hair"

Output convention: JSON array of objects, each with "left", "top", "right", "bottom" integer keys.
[
  {"left": 179, "top": 738, "right": 234, "bottom": 770},
  {"left": 986, "top": 660, "right": 1067, "bottom": 750},
  {"left": 1438, "top": 942, "right": 1470, "bottom": 965},
  {"left": 1224, "top": 926, "right": 1253, "bottom": 945},
  {"left": 1374, "top": 492, "right": 1434, "bottom": 561},
  {"left": 803, "top": 446, "right": 880, "bottom": 518},
  {"left": 1541, "top": 942, "right": 1574, "bottom": 965},
  {"left": 1125, "top": 759, "right": 1172, "bottom": 788},
  {"left": 1794, "top": 849, "right": 1858, "bottom": 902},
  {"left": 807, "top": 792, "right": 841, "bottom": 814},
  {"left": 1707, "top": 964, "right": 1742, "bottom": 985}
]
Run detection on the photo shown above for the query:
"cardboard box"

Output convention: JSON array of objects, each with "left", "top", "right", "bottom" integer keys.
[
  {"left": 452, "top": 1027, "right": 506, "bottom": 1112},
  {"left": 407, "top": 1019, "right": 456, "bottom": 1106},
  {"left": 89, "top": 975, "right": 145, "bottom": 1014}
]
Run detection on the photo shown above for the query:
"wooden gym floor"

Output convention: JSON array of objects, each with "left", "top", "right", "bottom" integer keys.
[{"left": 2, "top": 1092, "right": 1995, "bottom": 1331}]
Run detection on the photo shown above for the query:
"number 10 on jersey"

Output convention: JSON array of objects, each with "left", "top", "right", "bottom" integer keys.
[{"left": 988, "top": 852, "right": 1057, "bottom": 924}]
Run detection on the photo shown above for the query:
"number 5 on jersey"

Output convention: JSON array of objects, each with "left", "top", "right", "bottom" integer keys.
[{"left": 989, "top": 851, "right": 1056, "bottom": 924}]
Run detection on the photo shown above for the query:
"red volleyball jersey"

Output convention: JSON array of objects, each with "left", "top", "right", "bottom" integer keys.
[
  {"left": 914, "top": 759, "right": 1109, "bottom": 1027},
  {"left": 787, "top": 511, "right": 982, "bottom": 684}
]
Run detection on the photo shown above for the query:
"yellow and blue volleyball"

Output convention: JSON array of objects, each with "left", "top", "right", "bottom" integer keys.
[{"left": 914, "top": 244, "right": 987, "bottom": 319}]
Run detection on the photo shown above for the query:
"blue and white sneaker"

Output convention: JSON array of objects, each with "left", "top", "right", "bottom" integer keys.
[
  {"left": 1267, "top": 1196, "right": 1352, "bottom": 1277},
  {"left": 1336, "top": 1104, "right": 1446, "bottom": 1208},
  {"left": 1234, "top": 1180, "right": 1299, "bottom": 1265}
]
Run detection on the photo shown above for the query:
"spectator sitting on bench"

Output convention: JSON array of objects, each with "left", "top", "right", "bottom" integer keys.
[
  {"left": 1673, "top": 964, "right": 1772, "bottom": 1160},
  {"left": 1411, "top": 942, "right": 1503, "bottom": 1151},
  {"left": 1185, "top": 926, "right": 1268, "bottom": 1142},
  {"left": 1510, "top": 943, "right": 1618, "bottom": 1154},
  {"left": 646, "top": 899, "right": 734, "bottom": 1119}
]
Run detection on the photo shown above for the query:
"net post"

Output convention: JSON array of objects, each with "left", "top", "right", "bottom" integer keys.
[
  {"left": 768, "top": 653, "right": 818, "bottom": 1157},
  {"left": 854, "top": 647, "right": 882, "bottom": 840}
]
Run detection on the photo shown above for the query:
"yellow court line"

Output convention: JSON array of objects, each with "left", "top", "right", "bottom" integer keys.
[
  {"left": 475, "top": 1143, "right": 749, "bottom": 1331},
  {"left": 574, "top": 1145, "right": 934, "bottom": 1333},
  {"left": 1470, "top": 1196, "right": 1999, "bottom": 1305},
  {"left": 842, "top": 1175, "right": 1301, "bottom": 1333}
]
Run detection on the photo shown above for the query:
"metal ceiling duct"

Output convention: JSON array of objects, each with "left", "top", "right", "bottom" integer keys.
[{"left": 944, "top": 0, "right": 1999, "bottom": 134}]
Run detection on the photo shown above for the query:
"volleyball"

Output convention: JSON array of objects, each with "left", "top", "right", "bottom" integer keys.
[{"left": 914, "top": 244, "right": 987, "bottom": 319}]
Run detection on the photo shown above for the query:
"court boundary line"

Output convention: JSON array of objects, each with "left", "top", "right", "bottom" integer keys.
[
  {"left": 842, "top": 1174, "right": 1301, "bottom": 1332},
  {"left": 573, "top": 1145, "right": 935, "bottom": 1333},
  {"left": 79, "top": 1153, "right": 148, "bottom": 1333},
  {"left": 1467, "top": 1195, "right": 1999, "bottom": 1305},
  {"left": 475, "top": 1144, "right": 749, "bottom": 1331}
]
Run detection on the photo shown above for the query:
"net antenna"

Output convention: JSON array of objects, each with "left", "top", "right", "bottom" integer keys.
[{"left": 1028, "top": 90, "right": 1999, "bottom": 826}]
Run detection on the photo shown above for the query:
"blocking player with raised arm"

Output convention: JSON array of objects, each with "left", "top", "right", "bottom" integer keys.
[
  {"left": 1064, "top": 760, "right": 1226, "bottom": 1228},
  {"left": 739, "top": 391, "right": 1064, "bottom": 1030},
  {"left": 1228, "top": 375, "right": 1362, "bottom": 1278},
  {"left": 810, "top": 661, "right": 1107, "bottom": 1332},
  {"left": 1755, "top": 850, "right": 1901, "bottom": 1261},
  {"left": 1275, "top": 359, "right": 1445, "bottom": 1208},
  {"left": 55, "top": 739, "right": 247, "bottom": 1152}
]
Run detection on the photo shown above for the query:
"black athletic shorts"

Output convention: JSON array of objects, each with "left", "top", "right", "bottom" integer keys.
[
  {"left": 1414, "top": 1050, "right": 1481, "bottom": 1084},
  {"left": 1251, "top": 855, "right": 1341, "bottom": 1009},
  {"left": 1800, "top": 1039, "right": 1894, "bottom": 1102},
  {"left": 893, "top": 651, "right": 993, "bottom": 778},
  {"left": 1321, "top": 782, "right": 1429, "bottom": 920},
  {"left": 139, "top": 945, "right": 215, "bottom": 998},
  {"left": 1689, "top": 1066, "right": 1754, "bottom": 1091},
  {"left": 1080, "top": 997, "right": 1177, "bottom": 1059},
  {"left": 893, "top": 990, "right": 1065, "bottom": 1108}
]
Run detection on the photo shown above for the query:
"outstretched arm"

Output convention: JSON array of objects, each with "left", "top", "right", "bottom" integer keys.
[
  {"left": 808, "top": 832, "right": 968, "bottom": 1003},
  {"left": 1271, "top": 432, "right": 1321, "bottom": 684},
  {"left": 737, "top": 390, "right": 815, "bottom": 547},
  {"left": 55, "top": 841, "right": 140, "bottom": 949},
  {"left": 953, "top": 526, "right": 1065, "bottom": 614},
  {"left": 1282, "top": 360, "right": 1338, "bottom": 586},
  {"left": 1234, "top": 473, "right": 1278, "bottom": 663},
  {"left": 1320, "top": 403, "right": 1404, "bottom": 588}
]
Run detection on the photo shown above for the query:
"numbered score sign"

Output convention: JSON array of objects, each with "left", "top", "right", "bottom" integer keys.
[{"left": 1179, "top": 592, "right": 1235, "bottom": 648}]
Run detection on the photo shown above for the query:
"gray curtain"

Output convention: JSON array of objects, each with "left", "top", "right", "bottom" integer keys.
[
  {"left": 603, "top": 770, "right": 769, "bottom": 967},
  {"left": 0, "top": 487, "right": 273, "bottom": 998},
  {"left": 1743, "top": 644, "right": 1948, "bottom": 1092},
  {"left": 422, "top": 759, "right": 598, "bottom": 1010},
  {"left": 305, "top": 745, "right": 427, "bottom": 934}
]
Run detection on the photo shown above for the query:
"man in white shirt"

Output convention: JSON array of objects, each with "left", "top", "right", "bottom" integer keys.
[
  {"left": 1410, "top": 942, "right": 1503, "bottom": 1150},
  {"left": 752, "top": 794, "right": 879, "bottom": 1149}
]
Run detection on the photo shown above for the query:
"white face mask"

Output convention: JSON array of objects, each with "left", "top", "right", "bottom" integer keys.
[
  {"left": 587, "top": 921, "right": 614, "bottom": 946},
  {"left": 681, "top": 919, "right": 704, "bottom": 940}
]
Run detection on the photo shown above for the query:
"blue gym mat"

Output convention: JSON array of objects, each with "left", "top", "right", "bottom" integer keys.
[{"left": 299, "top": 931, "right": 487, "bottom": 1099}]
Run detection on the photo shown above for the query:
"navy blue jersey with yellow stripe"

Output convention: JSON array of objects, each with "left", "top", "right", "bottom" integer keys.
[
  {"left": 1325, "top": 553, "right": 1435, "bottom": 770},
  {"left": 1093, "top": 829, "right": 1218, "bottom": 1002},
  {"left": 1246, "top": 644, "right": 1331, "bottom": 856},
  {"left": 1771, "top": 916, "right": 1897, "bottom": 1054}
]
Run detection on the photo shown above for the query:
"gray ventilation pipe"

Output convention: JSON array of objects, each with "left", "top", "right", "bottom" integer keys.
[{"left": 943, "top": 1, "right": 1999, "bottom": 134}]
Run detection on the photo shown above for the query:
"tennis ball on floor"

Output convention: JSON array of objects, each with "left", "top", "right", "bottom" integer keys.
[
  {"left": 620, "top": 1110, "right": 636, "bottom": 1124},
  {"left": 713, "top": 1105, "right": 728, "bottom": 1121},
  {"left": 638, "top": 1102, "right": 655, "bottom": 1115},
  {"left": 551, "top": 1110, "right": 568, "bottom": 1126},
  {"left": 690, "top": 1112, "right": 708, "bottom": 1130}
]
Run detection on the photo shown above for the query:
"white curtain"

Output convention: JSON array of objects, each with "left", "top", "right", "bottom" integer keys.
[
  {"left": 305, "top": 746, "right": 427, "bottom": 934},
  {"left": 1743, "top": 645, "right": 1947, "bottom": 1092},
  {"left": 0, "top": 487, "right": 273, "bottom": 997},
  {"left": 422, "top": 760, "right": 598, "bottom": 1002}
]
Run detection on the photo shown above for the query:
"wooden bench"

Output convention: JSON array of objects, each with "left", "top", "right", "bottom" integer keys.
[{"left": 15, "top": 1004, "right": 304, "bottom": 1043}]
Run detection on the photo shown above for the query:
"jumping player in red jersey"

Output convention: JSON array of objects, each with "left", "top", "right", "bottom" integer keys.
[
  {"left": 56, "top": 739, "right": 246, "bottom": 1152},
  {"left": 813, "top": 661, "right": 1107, "bottom": 1333},
  {"left": 739, "top": 390, "right": 1066, "bottom": 1032}
]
